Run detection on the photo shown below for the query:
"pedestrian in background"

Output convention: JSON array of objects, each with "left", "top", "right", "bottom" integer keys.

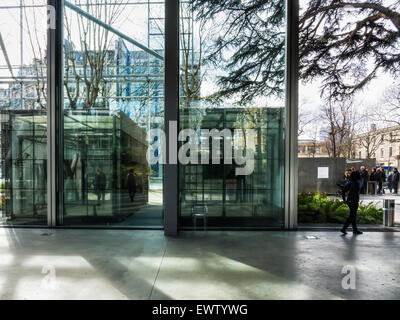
[
  {"left": 370, "top": 167, "right": 377, "bottom": 182},
  {"left": 392, "top": 168, "right": 399, "bottom": 195},
  {"left": 388, "top": 172, "right": 394, "bottom": 193},
  {"left": 360, "top": 166, "right": 369, "bottom": 194},
  {"left": 377, "top": 167, "right": 386, "bottom": 195},
  {"left": 126, "top": 169, "right": 137, "bottom": 203},
  {"left": 344, "top": 168, "right": 352, "bottom": 181},
  {"left": 369, "top": 167, "right": 378, "bottom": 195},
  {"left": 94, "top": 167, "right": 107, "bottom": 204}
]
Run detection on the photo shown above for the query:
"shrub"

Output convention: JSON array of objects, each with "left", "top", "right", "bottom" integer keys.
[{"left": 298, "top": 192, "right": 382, "bottom": 224}]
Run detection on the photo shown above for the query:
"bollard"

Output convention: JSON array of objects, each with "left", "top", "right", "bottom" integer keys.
[{"left": 383, "top": 199, "right": 395, "bottom": 227}]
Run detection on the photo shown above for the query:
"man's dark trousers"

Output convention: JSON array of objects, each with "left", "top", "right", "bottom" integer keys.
[{"left": 343, "top": 201, "right": 359, "bottom": 231}]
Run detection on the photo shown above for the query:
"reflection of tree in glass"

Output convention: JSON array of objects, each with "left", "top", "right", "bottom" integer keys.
[
  {"left": 63, "top": 0, "right": 129, "bottom": 110},
  {"left": 180, "top": 2, "right": 205, "bottom": 110},
  {"left": 179, "top": 2, "right": 213, "bottom": 133},
  {"left": 22, "top": 0, "right": 48, "bottom": 110}
]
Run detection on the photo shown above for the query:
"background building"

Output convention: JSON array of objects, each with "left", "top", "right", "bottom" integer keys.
[
  {"left": 353, "top": 124, "right": 400, "bottom": 168},
  {"left": 298, "top": 139, "right": 329, "bottom": 158}
]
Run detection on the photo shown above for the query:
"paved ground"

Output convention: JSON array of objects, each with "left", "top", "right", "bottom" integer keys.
[{"left": 0, "top": 228, "right": 399, "bottom": 300}]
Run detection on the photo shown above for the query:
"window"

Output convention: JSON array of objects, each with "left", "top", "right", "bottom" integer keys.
[
  {"left": 61, "top": 0, "right": 165, "bottom": 227},
  {"left": 179, "top": 0, "right": 286, "bottom": 228},
  {"left": 0, "top": 0, "right": 48, "bottom": 225}
]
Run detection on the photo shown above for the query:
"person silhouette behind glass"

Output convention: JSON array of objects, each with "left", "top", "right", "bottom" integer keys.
[
  {"left": 94, "top": 167, "right": 107, "bottom": 204},
  {"left": 126, "top": 169, "right": 136, "bottom": 203}
]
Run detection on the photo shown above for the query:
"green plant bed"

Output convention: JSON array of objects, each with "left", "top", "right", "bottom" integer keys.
[{"left": 298, "top": 192, "right": 383, "bottom": 224}]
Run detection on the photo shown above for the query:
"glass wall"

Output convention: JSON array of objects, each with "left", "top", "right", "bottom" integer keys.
[
  {"left": 297, "top": 0, "right": 399, "bottom": 227},
  {"left": 0, "top": 0, "right": 291, "bottom": 230},
  {"left": 178, "top": 1, "right": 286, "bottom": 228},
  {"left": 60, "top": 0, "right": 164, "bottom": 227},
  {"left": 0, "top": 1, "right": 47, "bottom": 226}
]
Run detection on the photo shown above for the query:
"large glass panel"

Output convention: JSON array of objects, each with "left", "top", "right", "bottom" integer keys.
[
  {"left": 61, "top": 0, "right": 164, "bottom": 227},
  {"left": 298, "top": 0, "right": 399, "bottom": 227},
  {"left": 0, "top": 1, "right": 47, "bottom": 226},
  {"left": 179, "top": 1, "right": 286, "bottom": 228}
]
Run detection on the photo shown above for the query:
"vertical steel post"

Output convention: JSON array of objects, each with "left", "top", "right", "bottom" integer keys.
[
  {"left": 47, "top": 0, "right": 64, "bottom": 227},
  {"left": 164, "top": 0, "right": 179, "bottom": 236},
  {"left": 284, "top": 0, "right": 299, "bottom": 229}
]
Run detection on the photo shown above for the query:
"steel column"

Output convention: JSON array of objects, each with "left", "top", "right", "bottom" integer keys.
[
  {"left": 47, "top": 0, "right": 64, "bottom": 227},
  {"left": 164, "top": 0, "right": 179, "bottom": 236},
  {"left": 284, "top": 0, "right": 299, "bottom": 230}
]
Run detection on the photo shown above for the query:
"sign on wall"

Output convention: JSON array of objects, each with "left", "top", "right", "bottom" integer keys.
[{"left": 317, "top": 167, "right": 329, "bottom": 179}]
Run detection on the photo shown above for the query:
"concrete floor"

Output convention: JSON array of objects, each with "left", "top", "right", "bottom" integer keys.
[{"left": 0, "top": 228, "right": 399, "bottom": 300}]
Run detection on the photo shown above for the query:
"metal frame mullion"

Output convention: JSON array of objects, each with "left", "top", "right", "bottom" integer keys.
[
  {"left": 47, "top": 0, "right": 64, "bottom": 227},
  {"left": 284, "top": 0, "right": 299, "bottom": 229},
  {"left": 164, "top": 0, "right": 179, "bottom": 236}
]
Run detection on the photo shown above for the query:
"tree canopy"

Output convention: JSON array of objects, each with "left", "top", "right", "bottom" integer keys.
[{"left": 192, "top": 0, "right": 400, "bottom": 103}]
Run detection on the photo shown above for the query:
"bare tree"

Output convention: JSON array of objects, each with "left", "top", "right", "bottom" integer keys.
[
  {"left": 298, "top": 109, "right": 317, "bottom": 137},
  {"left": 22, "top": 0, "right": 47, "bottom": 110},
  {"left": 355, "top": 111, "right": 383, "bottom": 159},
  {"left": 305, "top": 126, "right": 320, "bottom": 158},
  {"left": 179, "top": 1, "right": 214, "bottom": 113},
  {"left": 373, "top": 84, "right": 400, "bottom": 127},
  {"left": 320, "top": 101, "right": 357, "bottom": 158},
  {"left": 64, "top": 0, "right": 129, "bottom": 110}
]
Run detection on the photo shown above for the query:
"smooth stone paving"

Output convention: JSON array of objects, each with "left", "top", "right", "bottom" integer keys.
[{"left": 0, "top": 228, "right": 399, "bottom": 300}]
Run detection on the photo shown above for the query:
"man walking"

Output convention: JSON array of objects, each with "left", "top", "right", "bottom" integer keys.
[
  {"left": 341, "top": 170, "right": 363, "bottom": 235},
  {"left": 126, "top": 169, "right": 136, "bottom": 202},
  {"left": 94, "top": 167, "right": 107, "bottom": 204}
]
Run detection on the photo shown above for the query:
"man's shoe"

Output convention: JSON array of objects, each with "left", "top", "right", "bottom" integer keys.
[
  {"left": 353, "top": 230, "right": 363, "bottom": 235},
  {"left": 340, "top": 228, "right": 347, "bottom": 235}
]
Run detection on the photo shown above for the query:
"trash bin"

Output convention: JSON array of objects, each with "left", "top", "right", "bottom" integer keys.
[{"left": 383, "top": 199, "right": 395, "bottom": 227}]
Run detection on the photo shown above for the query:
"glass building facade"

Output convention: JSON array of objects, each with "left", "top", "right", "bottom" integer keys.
[
  {"left": 179, "top": 107, "right": 285, "bottom": 228},
  {"left": 0, "top": 0, "right": 299, "bottom": 233}
]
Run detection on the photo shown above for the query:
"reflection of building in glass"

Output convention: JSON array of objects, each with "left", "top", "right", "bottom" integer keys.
[
  {"left": 0, "top": 110, "right": 47, "bottom": 222},
  {"left": 0, "top": 59, "right": 47, "bottom": 111},
  {"left": 63, "top": 110, "right": 149, "bottom": 223},
  {"left": 64, "top": 39, "right": 165, "bottom": 181},
  {"left": 180, "top": 107, "right": 285, "bottom": 228}
]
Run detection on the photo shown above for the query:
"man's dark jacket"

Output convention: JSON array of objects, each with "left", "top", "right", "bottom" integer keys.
[
  {"left": 378, "top": 170, "right": 386, "bottom": 182},
  {"left": 342, "top": 180, "right": 360, "bottom": 203},
  {"left": 360, "top": 170, "right": 368, "bottom": 182}
]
